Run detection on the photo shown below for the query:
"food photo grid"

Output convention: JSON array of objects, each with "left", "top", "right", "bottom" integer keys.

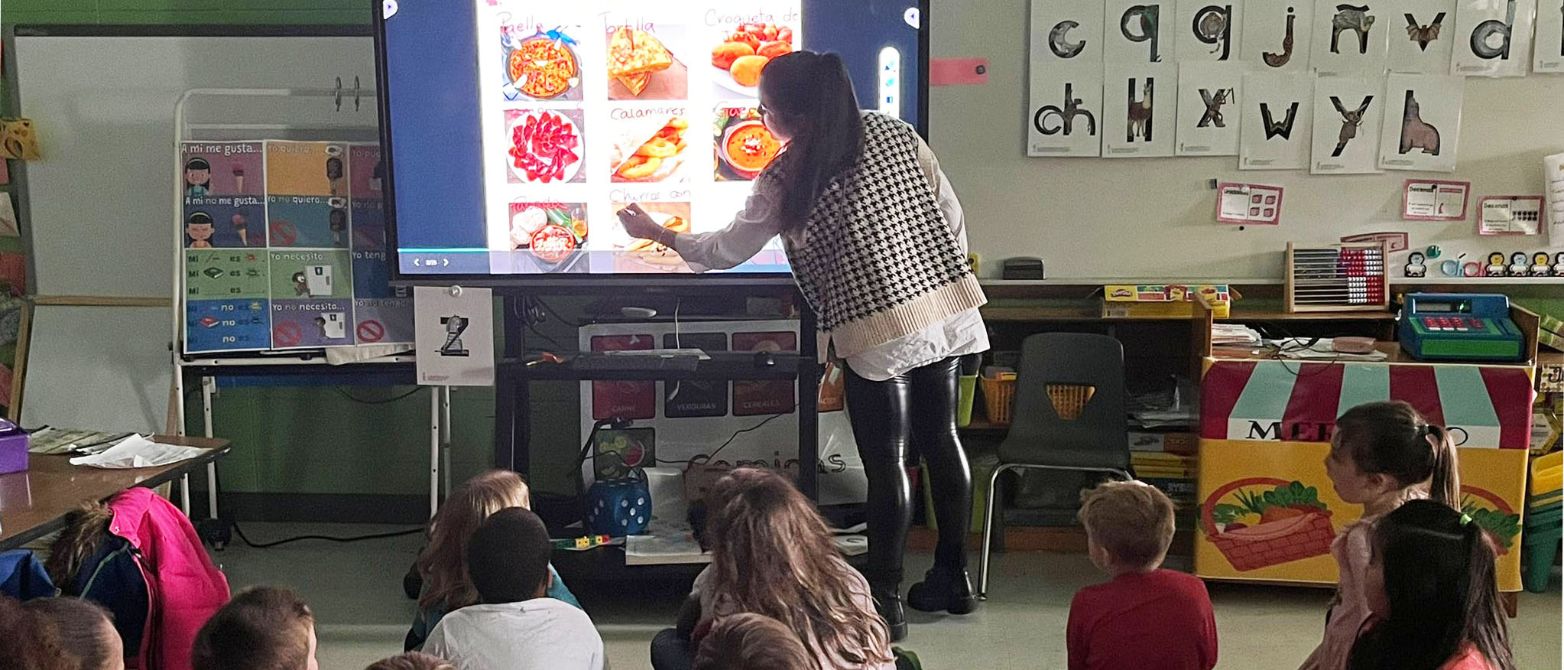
[{"left": 476, "top": 1, "right": 801, "bottom": 274}]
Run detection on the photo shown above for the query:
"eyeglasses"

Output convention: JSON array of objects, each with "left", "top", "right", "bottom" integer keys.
[{"left": 758, "top": 103, "right": 769, "bottom": 117}]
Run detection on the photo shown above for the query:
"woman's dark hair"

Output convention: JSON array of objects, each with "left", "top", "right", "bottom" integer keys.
[
  {"left": 757, "top": 51, "right": 864, "bottom": 228},
  {"left": 1334, "top": 401, "right": 1460, "bottom": 508},
  {"left": 1348, "top": 500, "right": 1513, "bottom": 670}
]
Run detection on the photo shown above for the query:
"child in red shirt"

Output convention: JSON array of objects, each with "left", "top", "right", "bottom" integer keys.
[{"left": 1066, "top": 481, "right": 1217, "bottom": 670}]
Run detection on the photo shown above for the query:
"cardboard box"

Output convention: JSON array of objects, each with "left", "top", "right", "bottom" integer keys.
[{"left": 1103, "top": 284, "right": 1231, "bottom": 319}]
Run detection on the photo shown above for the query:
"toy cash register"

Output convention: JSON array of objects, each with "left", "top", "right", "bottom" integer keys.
[{"left": 1398, "top": 293, "right": 1526, "bottom": 362}]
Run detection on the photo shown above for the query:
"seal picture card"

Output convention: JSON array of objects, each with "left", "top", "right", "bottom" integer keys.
[{"left": 1376, "top": 73, "right": 1464, "bottom": 172}]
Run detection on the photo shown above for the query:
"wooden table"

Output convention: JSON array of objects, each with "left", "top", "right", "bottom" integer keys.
[{"left": 0, "top": 436, "right": 230, "bottom": 551}]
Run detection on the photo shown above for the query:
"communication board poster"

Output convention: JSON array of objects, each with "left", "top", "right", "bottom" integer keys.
[{"left": 181, "top": 141, "right": 413, "bottom": 354}]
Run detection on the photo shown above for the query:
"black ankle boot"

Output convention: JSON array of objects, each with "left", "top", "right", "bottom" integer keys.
[
  {"left": 873, "top": 588, "right": 908, "bottom": 642},
  {"left": 907, "top": 566, "right": 978, "bottom": 615}
]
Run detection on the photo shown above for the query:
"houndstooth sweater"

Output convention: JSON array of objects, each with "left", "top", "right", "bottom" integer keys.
[{"left": 783, "top": 113, "right": 986, "bottom": 359}]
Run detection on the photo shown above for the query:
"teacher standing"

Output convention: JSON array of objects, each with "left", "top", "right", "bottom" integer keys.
[{"left": 618, "top": 51, "right": 988, "bottom": 641}]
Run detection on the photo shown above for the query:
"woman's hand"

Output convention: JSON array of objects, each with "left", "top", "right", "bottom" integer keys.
[{"left": 616, "top": 203, "right": 669, "bottom": 245}]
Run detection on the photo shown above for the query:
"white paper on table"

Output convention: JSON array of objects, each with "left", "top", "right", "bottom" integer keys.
[{"left": 69, "top": 435, "right": 208, "bottom": 469}]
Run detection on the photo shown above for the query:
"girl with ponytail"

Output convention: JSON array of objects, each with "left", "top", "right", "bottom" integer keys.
[
  {"left": 620, "top": 50, "right": 988, "bottom": 642},
  {"left": 1302, "top": 401, "right": 1463, "bottom": 670},
  {"left": 1349, "top": 500, "right": 1514, "bottom": 670}
]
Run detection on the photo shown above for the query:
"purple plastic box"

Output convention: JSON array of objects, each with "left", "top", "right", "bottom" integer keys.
[{"left": 0, "top": 420, "right": 29, "bottom": 474}]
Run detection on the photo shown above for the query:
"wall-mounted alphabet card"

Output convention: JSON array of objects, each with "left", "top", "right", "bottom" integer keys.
[
  {"left": 1177, "top": 0, "right": 1247, "bottom": 62},
  {"left": 1177, "top": 62, "right": 1245, "bottom": 155},
  {"left": 1310, "top": 0, "right": 1391, "bottom": 74},
  {"left": 1217, "top": 181, "right": 1286, "bottom": 224},
  {"left": 1390, "top": 0, "right": 1458, "bottom": 73},
  {"left": 1450, "top": 0, "right": 1537, "bottom": 77},
  {"left": 1310, "top": 75, "right": 1385, "bottom": 174},
  {"left": 1029, "top": 62, "right": 1106, "bottom": 157},
  {"left": 1106, "top": 0, "right": 1179, "bottom": 63},
  {"left": 1240, "top": 72, "right": 1314, "bottom": 170},
  {"left": 1103, "top": 63, "right": 1178, "bottom": 157},
  {"left": 1243, "top": 0, "right": 1316, "bottom": 72},
  {"left": 1377, "top": 73, "right": 1463, "bottom": 172},
  {"left": 1033, "top": 0, "right": 1107, "bottom": 68},
  {"left": 1403, "top": 179, "right": 1470, "bottom": 219},
  {"left": 1536, "top": 0, "right": 1564, "bottom": 72},
  {"left": 1477, "top": 195, "right": 1544, "bottom": 235}
]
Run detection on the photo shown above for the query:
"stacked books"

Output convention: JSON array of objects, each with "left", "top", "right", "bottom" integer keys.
[{"left": 1133, "top": 451, "right": 1199, "bottom": 509}]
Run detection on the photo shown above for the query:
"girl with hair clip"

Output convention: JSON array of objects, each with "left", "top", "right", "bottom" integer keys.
[
  {"left": 1349, "top": 500, "right": 1514, "bottom": 670},
  {"left": 655, "top": 468, "right": 894, "bottom": 670},
  {"left": 1301, "top": 400, "right": 1462, "bottom": 670},
  {"left": 619, "top": 49, "right": 986, "bottom": 641},
  {"left": 405, "top": 470, "right": 580, "bottom": 652}
]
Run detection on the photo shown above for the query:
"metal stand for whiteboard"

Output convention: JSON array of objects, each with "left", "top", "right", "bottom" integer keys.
[{"left": 170, "top": 87, "right": 450, "bottom": 531}]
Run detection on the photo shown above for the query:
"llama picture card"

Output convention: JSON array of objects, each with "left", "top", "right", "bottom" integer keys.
[
  {"left": 1243, "top": 0, "right": 1316, "bottom": 73},
  {"left": 1377, "top": 73, "right": 1464, "bottom": 172},
  {"left": 1102, "top": 63, "right": 1178, "bottom": 157},
  {"left": 1310, "top": 75, "right": 1386, "bottom": 174},
  {"left": 1388, "top": 0, "right": 1458, "bottom": 73},
  {"left": 1450, "top": 0, "right": 1537, "bottom": 77},
  {"left": 1176, "top": 62, "right": 1245, "bottom": 156},
  {"left": 1104, "top": 0, "right": 1180, "bottom": 63},
  {"left": 1176, "top": 0, "right": 1247, "bottom": 62},
  {"left": 1310, "top": 0, "right": 1391, "bottom": 74},
  {"left": 1535, "top": 0, "right": 1564, "bottom": 72},
  {"left": 1240, "top": 72, "right": 1315, "bottom": 170}
]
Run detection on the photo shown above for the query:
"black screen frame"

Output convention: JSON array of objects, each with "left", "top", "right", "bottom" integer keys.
[{"left": 375, "top": 0, "right": 931, "bottom": 289}]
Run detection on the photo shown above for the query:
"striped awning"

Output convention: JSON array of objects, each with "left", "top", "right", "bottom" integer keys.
[{"left": 1201, "top": 360, "right": 1535, "bottom": 449}]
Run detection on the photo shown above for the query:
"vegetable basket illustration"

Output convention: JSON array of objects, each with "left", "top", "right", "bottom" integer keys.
[
  {"left": 1203, "top": 478, "right": 1336, "bottom": 571},
  {"left": 1460, "top": 485, "right": 1521, "bottom": 556}
]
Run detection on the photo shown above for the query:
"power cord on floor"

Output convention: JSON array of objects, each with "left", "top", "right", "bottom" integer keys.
[{"left": 228, "top": 521, "right": 423, "bottom": 549}]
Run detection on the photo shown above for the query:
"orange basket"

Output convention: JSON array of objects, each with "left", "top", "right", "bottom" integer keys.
[
  {"left": 1202, "top": 477, "right": 1337, "bottom": 572},
  {"left": 980, "top": 376, "right": 1016, "bottom": 425}
]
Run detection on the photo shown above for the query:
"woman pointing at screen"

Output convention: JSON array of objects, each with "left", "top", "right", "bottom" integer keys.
[{"left": 618, "top": 50, "right": 988, "bottom": 640}]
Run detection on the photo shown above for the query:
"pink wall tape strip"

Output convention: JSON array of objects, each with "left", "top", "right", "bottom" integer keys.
[{"left": 930, "top": 58, "right": 989, "bottom": 86}]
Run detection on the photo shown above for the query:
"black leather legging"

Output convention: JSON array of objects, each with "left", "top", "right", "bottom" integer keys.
[{"left": 844, "top": 356, "right": 973, "bottom": 591}]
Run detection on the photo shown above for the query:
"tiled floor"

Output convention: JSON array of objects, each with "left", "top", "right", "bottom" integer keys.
[{"left": 214, "top": 524, "right": 1562, "bottom": 670}]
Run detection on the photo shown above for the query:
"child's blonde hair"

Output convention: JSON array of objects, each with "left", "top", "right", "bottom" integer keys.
[
  {"left": 1333, "top": 401, "right": 1460, "bottom": 508},
  {"left": 1078, "top": 480, "right": 1175, "bottom": 570},
  {"left": 416, "top": 470, "right": 531, "bottom": 611},
  {"left": 366, "top": 652, "right": 456, "bottom": 670}
]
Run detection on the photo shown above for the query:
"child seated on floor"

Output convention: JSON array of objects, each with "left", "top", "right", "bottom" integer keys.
[
  {"left": 407, "top": 470, "right": 579, "bottom": 651},
  {"left": 25, "top": 596, "right": 125, "bottom": 670},
  {"left": 651, "top": 468, "right": 893, "bottom": 670},
  {"left": 1347, "top": 500, "right": 1514, "bottom": 670},
  {"left": 693, "top": 613, "right": 816, "bottom": 670},
  {"left": 366, "top": 652, "right": 456, "bottom": 670},
  {"left": 424, "top": 507, "right": 604, "bottom": 670},
  {"left": 191, "top": 586, "right": 319, "bottom": 670},
  {"left": 1067, "top": 480, "right": 1216, "bottom": 670}
]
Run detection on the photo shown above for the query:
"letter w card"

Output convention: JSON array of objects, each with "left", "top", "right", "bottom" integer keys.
[{"left": 1239, "top": 72, "right": 1314, "bottom": 170}]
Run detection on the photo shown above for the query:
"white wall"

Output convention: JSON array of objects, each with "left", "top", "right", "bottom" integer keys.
[{"left": 928, "top": 1, "right": 1564, "bottom": 282}]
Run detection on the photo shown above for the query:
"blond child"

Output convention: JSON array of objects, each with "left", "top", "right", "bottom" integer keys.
[{"left": 1067, "top": 480, "right": 1216, "bottom": 670}]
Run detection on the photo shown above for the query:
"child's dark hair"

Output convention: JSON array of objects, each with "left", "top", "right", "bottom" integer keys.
[
  {"left": 24, "top": 597, "right": 120, "bottom": 670},
  {"left": 467, "top": 507, "right": 552, "bottom": 604},
  {"left": 1334, "top": 401, "right": 1459, "bottom": 507},
  {"left": 192, "top": 586, "right": 314, "bottom": 670},
  {"left": 694, "top": 613, "right": 819, "bottom": 670},
  {"left": 1348, "top": 500, "right": 1513, "bottom": 670},
  {"left": 366, "top": 652, "right": 455, "bottom": 670}
]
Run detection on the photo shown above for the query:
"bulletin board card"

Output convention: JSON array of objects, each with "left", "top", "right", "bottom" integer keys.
[
  {"left": 180, "top": 141, "right": 413, "bottom": 354},
  {"left": 958, "top": 0, "right": 1564, "bottom": 281}
]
